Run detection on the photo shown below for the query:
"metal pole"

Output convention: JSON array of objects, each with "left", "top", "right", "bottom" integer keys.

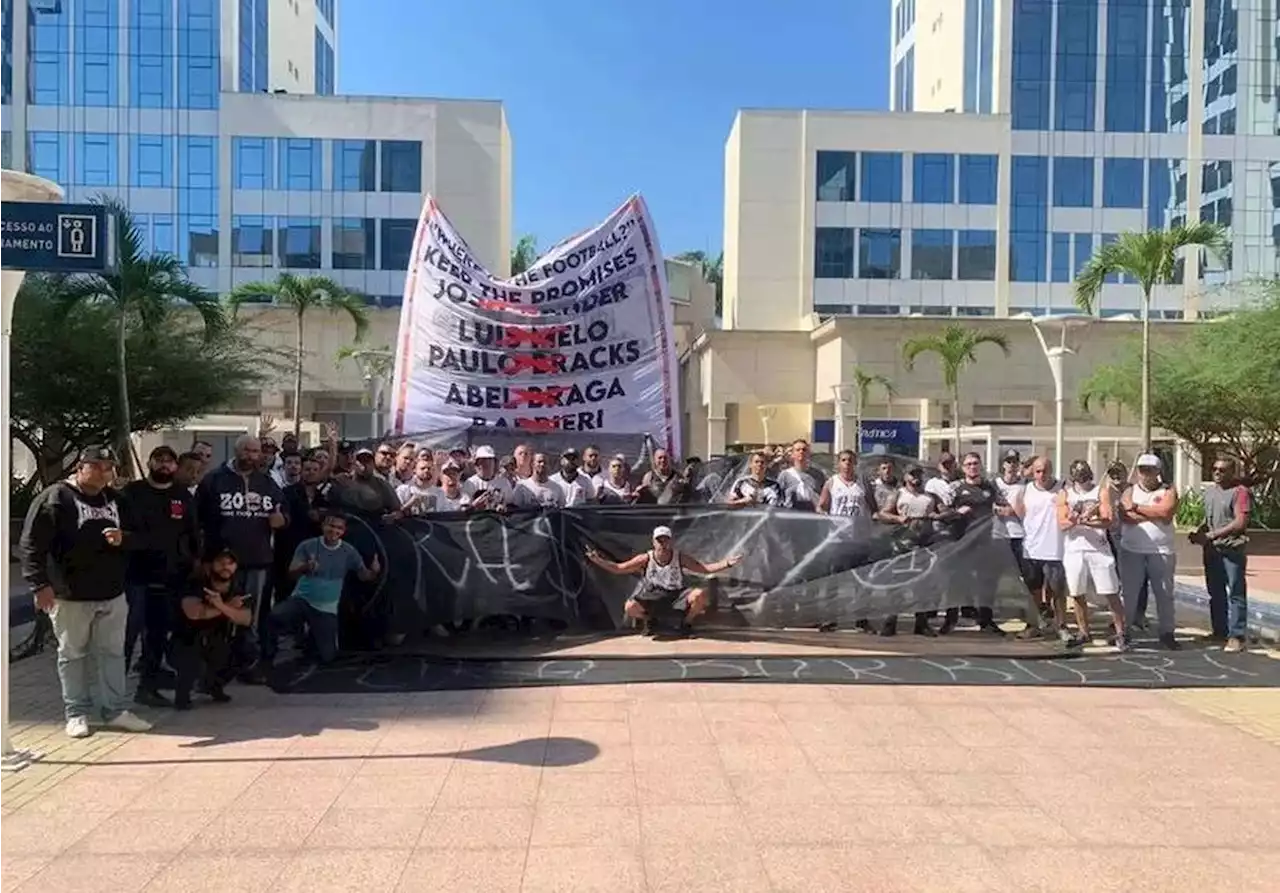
[{"left": 1047, "top": 348, "right": 1066, "bottom": 474}]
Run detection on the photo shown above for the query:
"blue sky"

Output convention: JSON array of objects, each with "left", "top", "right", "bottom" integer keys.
[{"left": 339, "top": 0, "right": 890, "bottom": 258}]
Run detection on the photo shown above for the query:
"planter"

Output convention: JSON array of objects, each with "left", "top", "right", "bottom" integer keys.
[{"left": 1174, "top": 528, "right": 1279, "bottom": 568}]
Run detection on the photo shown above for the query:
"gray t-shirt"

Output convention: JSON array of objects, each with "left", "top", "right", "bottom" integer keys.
[{"left": 291, "top": 538, "right": 366, "bottom": 614}]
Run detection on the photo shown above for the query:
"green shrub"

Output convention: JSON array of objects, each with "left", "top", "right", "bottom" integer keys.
[{"left": 1175, "top": 487, "right": 1206, "bottom": 529}]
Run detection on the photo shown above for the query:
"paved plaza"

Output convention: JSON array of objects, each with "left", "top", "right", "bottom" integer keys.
[{"left": 3, "top": 642, "right": 1280, "bottom": 893}]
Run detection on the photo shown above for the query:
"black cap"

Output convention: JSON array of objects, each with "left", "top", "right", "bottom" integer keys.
[
  {"left": 338, "top": 440, "right": 354, "bottom": 453},
  {"left": 1002, "top": 448, "right": 1021, "bottom": 462},
  {"left": 149, "top": 445, "right": 178, "bottom": 462},
  {"left": 210, "top": 546, "right": 239, "bottom": 563},
  {"left": 77, "top": 445, "right": 118, "bottom": 465},
  {"left": 561, "top": 447, "right": 580, "bottom": 459}
]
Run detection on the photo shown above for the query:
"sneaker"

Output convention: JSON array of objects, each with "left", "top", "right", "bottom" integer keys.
[
  {"left": 65, "top": 716, "right": 91, "bottom": 739},
  {"left": 1158, "top": 634, "right": 1181, "bottom": 651},
  {"left": 173, "top": 694, "right": 193, "bottom": 711},
  {"left": 105, "top": 710, "right": 153, "bottom": 733},
  {"left": 1224, "top": 637, "right": 1245, "bottom": 654},
  {"left": 979, "top": 623, "right": 1007, "bottom": 638},
  {"left": 914, "top": 624, "right": 938, "bottom": 638},
  {"left": 208, "top": 686, "right": 232, "bottom": 704},
  {"left": 1016, "top": 625, "right": 1043, "bottom": 640},
  {"left": 134, "top": 687, "right": 171, "bottom": 708},
  {"left": 937, "top": 621, "right": 957, "bottom": 636}
]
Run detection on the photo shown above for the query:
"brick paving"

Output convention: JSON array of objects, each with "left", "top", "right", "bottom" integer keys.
[{"left": 3, "top": 648, "right": 1280, "bottom": 892}]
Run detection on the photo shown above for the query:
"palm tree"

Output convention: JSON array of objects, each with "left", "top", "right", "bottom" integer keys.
[
  {"left": 1074, "top": 223, "right": 1229, "bottom": 449},
  {"left": 55, "top": 196, "right": 225, "bottom": 476},
  {"left": 228, "top": 274, "right": 369, "bottom": 437},
  {"left": 510, "top": 234, "right": 538, "bottom": 276},
  {"left": 675, "top": 250, "right": 724, "bottom": 317},
  {"left": 903, "top": 325, "right": 1011, "bottom": 454},
  {"left": 848, "top": 367, "right": 895, "bottom": 452}
]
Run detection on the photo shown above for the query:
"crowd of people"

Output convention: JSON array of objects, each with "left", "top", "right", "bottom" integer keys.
[{"left": 14, "top": 423, "right": 1254, "bottom": 740}]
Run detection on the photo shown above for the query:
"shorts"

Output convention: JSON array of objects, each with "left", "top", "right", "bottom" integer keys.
[
  {"left": 1003, "top": 538, "right": 1034, "bottom": 583},
  {"left": 1062, "top": 550, "right": 1120, "bottom": 598},
  {"left": 630, "top": 586, "right": 693, "bottom": 612},
  {"left": 1023, "top": 558, "right": 1066, "bottom": 596}
]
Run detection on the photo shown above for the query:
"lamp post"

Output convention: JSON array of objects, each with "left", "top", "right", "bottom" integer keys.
[
  {"left": 1027, "top": 312, "right": 1092, "bottom": 473},
  {"left": 831, "top": 383, "right": 857, "bottom": 455},
  {"left": 341, "top": 348, "right": 394, "bottom": 439},
  {"left": 758, "top": 405, "right": 777, "bottom": 450}
]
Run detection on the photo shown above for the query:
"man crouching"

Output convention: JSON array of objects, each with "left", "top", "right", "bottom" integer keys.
[
  {"left": 173, "top": 548, "right": 253, "bottom": 709},
  {"left": 584, "top": 525, "right": 741, "bottom": 635}
]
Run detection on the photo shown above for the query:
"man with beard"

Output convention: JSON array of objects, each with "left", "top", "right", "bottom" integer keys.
[
  {"left": 277, "top": 453, "right": 333, "bottom": 606},
  {"left": 392, "top": 442, "right": 418, "bottom": 485},
  {"left": 121, "top": 446, "right": 198, "bottom": 707},
  {"left": 463, "top": 445, "right": 514, "bottom": 511},
  {"left": 172, "top": 548, "right": 253, "bottom": 709},
  {"left": 777, "top": 439, "right": 823, "bottom": 511},
  {"left": 581, "top": 444, "right": 605, "bottom": 485},
  {"left": 513, "top": 453, "right": 569, "bottom": 508},
  {"left": 870, "top": 459, "right": 899, "bottom": 524},
  {"left": 638, "top": 448, "right": 677, "bottom": 504},
  {"left": 339, "top": 447, "right": 404, "bottom": 518},
  {"left": 396, "top": 453, "right": 440, "bottom": 515},
  {"left": 279, "top": 450, "right": 303, "bottom": 487},
  {"left": 550, "top": 448, "right": 596, "bottom": 506}
]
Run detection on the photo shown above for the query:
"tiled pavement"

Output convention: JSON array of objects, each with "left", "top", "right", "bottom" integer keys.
[{"left": 3, "top": 650, "right": 1280, "bottom": 892}]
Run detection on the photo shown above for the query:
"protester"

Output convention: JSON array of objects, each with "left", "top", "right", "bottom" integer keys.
[
  {"left": 277, "top": 453, "right": 333, "bottom": 606},
  {"left": 595, "top": 455, "right": 636, "bottom": 504},
  {"left": 727, "top": 451, "right": 782, "bottom": 506},
  {"left": 514, "top": 442, "right": 534, "bottom": 479},
  {"left": 638, "top": 448, "right": 677, "bottom": 503},
  {"left": 172, "top": 548, "right": 254, "bottom": 709},
  {"left": 191, "top": 439, "right": 215, "bottom": 483},
  {"left": 876, "top": 465, "right": 945, "bottom": 636},
  {"left": 1058, "top": 460, "right": 1125, "bottom": 650},
  {"left": 1020, "top": 457, "right": 1067, "bottom": 643},
  {"left": 1119, "top": 454, "right": 1180, "bottom": 649},
  {"left": 514, "top": 453, "right": 568, "bottom": 507},
  {"left": 121, "top": 445, "right": 198, "bottom": 707},
  {"left": 434, "top": 460, "right": 473, "bottom": 510},
  {"left": 373, "top": 442, "right": 398, "bottom": 481},
  {"left": 498, "top": 454, "right": 521, "bottom": 492},
  {"left": 581, "top": 444, "right": 604, "bottom": 484},
  {"left": 818, "top": 450, "right": 872, "bottom": 534},
  {"left": 941, "top": 452, "right": 1004, "bottom": 636},
  {"left": 871, "top": 459, "right": 899, "bottom": 524},
  {"left": 1106, "top": 460, "right": 1148, "bottom": 629},
  {"left": 776, "top": 439, "right": 822, "bottom": 511},
  {"left": 18, "top": 446, "right": 153, "bottom": 738},
  {"left": 549, "top": 448, "right": 596, "bottom": 506},
  {"left": 392, "top": 442, "right": 418, "bottom": 485},
  {"left": 992, "top": 450, "right": 1035, "bottom": 617},
  {"left": 280, "top": 450, "right": 303, "bottom": 487},
  {"left": 396, "top": 453, "right": 442, "bottom": 515},
  {"left": 344, "top": 447, "right": 403, "bottom": 517},
  {"left": 924, "top": 451, "right": 959, "bottom": 508},
  {"left": 1194, "top": 458, "right": 1252, "bottom": 651},
  {"left": 261, "top": 435, "right": 286, "bottom": 487},
  {"left": 584, "top": 525, "right": 741, "bottom": 635},
  {"left": 464, "top": 445, "right": 514, "bottom": 511},
  {"left": 176, "top": 450, "right": 203, "bottom": 494}
]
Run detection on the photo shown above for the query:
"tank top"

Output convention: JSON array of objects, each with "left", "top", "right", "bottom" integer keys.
[
  {"left": 992, "top": 477, "right": 1026, "bottom": 540},
  {"left": 1121, "top": 483, "right": 1175, "bottom": 554},
  {"left": 1063, "top": 484, "right": 1109, "bottom": 553},
  {"left": 1022, "top": 481, "right": 1064, "bottom": 561},
  {"left": 896, "top": 489, "right": 933, "bottom": 520},
  {"left": 596, "top": 478, "right": 631, "bottom": 505},
  {"left": 643, "top": 550, "right": 684, "bottom": 591},
  {"left": 828, "top": 476, "right": 866, "bottom": 518}
]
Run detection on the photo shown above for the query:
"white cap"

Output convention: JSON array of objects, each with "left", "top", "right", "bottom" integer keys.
[
  {"left": 474, "top": 445, "right": 496, "bottom": 459},
  {"left": 1136, "top": 453, "right": 1162, "bottom": 469},
  {"left": 652, "top": 525, "right": 673, "bottom": 540}
]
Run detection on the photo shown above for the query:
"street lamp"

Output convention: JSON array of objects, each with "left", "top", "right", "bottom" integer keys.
[
  {"left": 831, "top": 383, "right": 858, "bottom": 455},
  {"left": 758, "top": 405, "right": 777, "bottom": 450},
  {"left": 1026, "top": 312, "right": 1092, "bottom": 473},
  {"left": 340, "top": 347, "right": 394, "bottom": 438}
]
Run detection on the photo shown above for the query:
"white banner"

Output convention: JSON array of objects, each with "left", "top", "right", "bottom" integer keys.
[{"left": 388, "top": 195, "right": 681, "bottom": 450}]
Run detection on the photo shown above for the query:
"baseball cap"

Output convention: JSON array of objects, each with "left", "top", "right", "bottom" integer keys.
[
  {"left": 149, "top": 445, "right": 178, "bottom": 462},
  {"left": 1002, "top": 448, "right": 1021, "bottom": 462},
  {"left": 474, "top": 445, "right": 496, "bottom": 460},
  {"left": 354, "top": 446, "right": 375, "bottom": 459},
  {"left": 211, "top": 546, "right": 239, "bottom": 563},
  {"left": 562, "top": 447, "right": 580, "bottom": 459},
  {"left": 442, "top": 459, "right": 462, "bottom": 472},
  {"left": 1136, "top": 453, "right": 1162, "bottom": 469},
  {"left": 77, "top": 445, "right": 118, "bottom": 465},
  {"left": 652, "top": 525, "right": 673, "bottom": 540}
]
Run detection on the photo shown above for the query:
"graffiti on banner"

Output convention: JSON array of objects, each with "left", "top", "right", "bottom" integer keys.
[{"left": 389, "top": 195, "right": 681, "bottom": 449}]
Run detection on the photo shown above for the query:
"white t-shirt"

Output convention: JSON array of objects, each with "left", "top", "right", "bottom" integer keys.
[
  {"left": 992, "top": 477, "right": 1026, "bottom": 540},
  {"left": 595, "top": 477, "right": 632, "bottom": 504},
  {"left": 514, "top": 476, "right": 567, "bottom": 508},
  {"left": 395, "top": 480, "right": 437, "bottom": 516},
  {"left": 1121, "top": 483, "right": 1176, "bottom": 554},
  {"left": 396, "top": 482, "right": 470, "bottom": 514},
  {"left": 549, "top": 472, "right": 595, "bottom": 506},
  {"left": 1022, "top": 482, "right": 1064, "bottom": 561},
  {"left": 463, "top": 472, "right": 515, "bottom": 508},
  {"left": 1063, "top": 484, "right": 1109, "bottom": 553},
  {"left": 924, "top": 476, "right": 958, "bottom": 507}
]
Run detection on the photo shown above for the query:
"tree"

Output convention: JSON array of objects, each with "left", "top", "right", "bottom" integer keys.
[
  {"left": 336, "top": 344, "right": 395, "bottom": 432},
  {"left": 902, "top": 325, "right": 1011, "bottom": 454},
  {"left": 12, "top": 275, "right": 268, "bottom": 484},
  {"left": 228, "top": 274, "right": 369, "bottom": 437},
  {"left": 675, "top": 250, "right": 724, "bottom": 317},
  {"left": 510, "top": 234, "right": 538, "bottom": 277},
  {"left": 53, "top": 197, "right": 226, "bottom": 475},
  {"left": 1074, "top": 223, "right": 1229, "bottom": 449}
]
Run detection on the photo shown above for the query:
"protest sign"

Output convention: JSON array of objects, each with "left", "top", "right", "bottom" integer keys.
[{"left": 389, "top": 195, "right": 681, "bottom": 450}]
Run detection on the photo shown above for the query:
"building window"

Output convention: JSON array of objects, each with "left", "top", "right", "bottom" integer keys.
[
  {"left": 1054, "top": 0, "right": 1098, "bottom": 131},
  {"left": 333, "top": 218, "right": 377, "bottom": 269},
  {"left": 315, "top": 29, "right": 335, "bottom": 95},
  {"left": 74, "top": 133, "right": 117, "bottom": 186},
  {"left": 1104, "top": 0, "right": 1148, "bottom": 132},
  {"left": 856, "top": 304, "right": 901, "bottom": 316},
  {"left": 957, "top": 229, "right": 996, "bottom": 280},
  {"left": 912, "top": 153, "right": 954, "bottom": 204},
  {"left": 28, "top": 1, "right": 69, "bottom": 105},
  {"left": 234, "top": 137, "right": 274, "bottom": 189},
  {"left": 131, "top": 135, "right": 173, "bottom": 188},
  {"left": 972, "top": 404, "right": 1035, "bottom": 425},
  {"left": 333, "top": 139, "right": 376, "bottom": 191},
  {"left": 279, "top": 217, "right": 321, "bottom": 268},
  {"left": 149, "top": 214, "right": 176, "bottom": 256},
  {"left": 1102, "top": 157, "right": 1144, "bottom": 208},
  {"left": 238, "top": 0, "right": 268, "bottom": 93},
  {"left": 279, "top": 139, "right": 321, "bottom": 190},
  {"left": 911, "top": 229, "right": 953, "bottom": 279},
  {"left": 316, "top": 0, "right": 335, "bottom": 26},
  {"left": 380, "top": 141, "right": 422, "bottom": 193},
  {"left": 1074, "top": 233, "right": 1093, "bottom": 277},
  {"left": 958, "top": 154, "right": 998, "bottom": 204},
  {"left": 1051, "top": 232, "right": 1072, "bottom": 282},
  {"left": 27, "top": 132, "right": 68, "bottom": 183},
  {"left": 178, "top": 0, "right": 220, "bottom": 110},
  {"left": 861, "top": 153, "right": 903, "bottom": 203},
  {"left": 179, "top": 136, "right": 217, "bottom": 190},
  {"left": 815, "top": 151, "right": 856, "bottom": 202},
  {"left": 131, "top": 0, "right": 173, "bottom": 108},
  {"left": 814, "top": 227, "right": 855, "bottom": 278},
  {"left": 1052, "top": 157, "right": 1094, "bottom": 208},
  {"left": 894, "top": 46, "right": 915, "bottom": 111},
  {"left": 75, "top": 0, "right": 117, "bottom": 107},
  {"left": 232, "top": 215, "right": 274, "bottom": 267},
  {"left": 1011, "top": 0, "right": 1052, "bottom": 130},
  {"left": 909, "top": 305, "right": 951, "bottom": 317},
  {"left": 957, "top": 306, "right": 995, "bottom": 317},
  {"left": 859, "top": 228, "right": 901, "bottom": 279},
  {"left": 1010, "top": 156, "right": 1048, "bottom": 282},
  {"left": 380, "top": 218, "right": 417, "bottom": 270},
  {"left": 180, "top": 216, "right": 218, "bottom": 268},
  {"left": 813, "top": 304, "right": 853, "bottom": 318}
]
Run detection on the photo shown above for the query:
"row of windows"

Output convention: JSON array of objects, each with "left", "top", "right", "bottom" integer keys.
[
  {"left": 316, "top": 0, "right": 336, "bottom": 27},
  {"left": 315, "top": 29, "right": 335, "bottom": 96},
  {"left": 816, "top": 151, "right": 998, "bottom": 205},
  {"left": 815, "top": 227, "right": 998, "bottom": 282},
  {"left": 238, "top": 0, "right": 269, "bottom": 94},
  {"left": 813, "top": 304, "right": 1188, "bottom": 320},
  {"left": 235, "top": 138, "right": 422, "bottom": 192},
  {"left": 26, "top": 132, "right": 216, "bottom": 192},
  {"left": 231, "top": 217, "right": 417, "bottom": 271}
]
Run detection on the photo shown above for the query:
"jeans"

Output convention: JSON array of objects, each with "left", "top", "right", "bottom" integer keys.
[
  {"left": 49, "top": 594, "right": 130, "bottom": 721},
  {"left": 265, "top": 597, "right": 339, "bottom": 663},
  {"left": 124, "top": 581, "right": 172, "bottom": 686},
  {"left": 1119, "top": 551, "right": 1177, "bottom": 637},
  {"left": 1204, "top": 547, "right": 1248, "bottom": 639}
]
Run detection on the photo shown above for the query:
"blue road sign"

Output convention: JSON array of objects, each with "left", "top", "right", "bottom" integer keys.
[{"left": 1, "top": 201, "right": 116, "bottom": 273}]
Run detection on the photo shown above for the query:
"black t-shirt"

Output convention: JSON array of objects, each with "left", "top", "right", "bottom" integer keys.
[
  {"left": 174, "top": 580, "right": 248, "bottom": 641},
  {"left": 729, "top": 476, "right": 782, "bottom": 506},
  {"left": 950, "top": 478, "right": 998, "bottom": 535}
]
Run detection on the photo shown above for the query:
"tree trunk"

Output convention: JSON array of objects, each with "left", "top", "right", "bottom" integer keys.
[
  {"left": 953, "top": 385, "right": 962, "bottom": 457},
  {"left": 1140, "top": 286, "right": 1152, "bottom": 450},
  {"left": 116, "top": 306, "right": 134, "bottom": 477},
  {"left": 293, "top": 310, "right": 305, "bottom": 438}
]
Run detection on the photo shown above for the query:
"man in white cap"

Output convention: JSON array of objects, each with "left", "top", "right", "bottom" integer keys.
[
  {"left": 584, "top": 526, "right": 741, "bottom": 635},
  {"left": 463, "top": 445, "right": 513, "bottom": 510},
  {"left": 1119, "top": 453, "right": 1180, "bottom": 649}
]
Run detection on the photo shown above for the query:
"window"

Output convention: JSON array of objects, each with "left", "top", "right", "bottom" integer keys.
[
  {"left": 232, "top": 215, "right": 274, "bottom": 267},
  {"left": 1104, "top": 0, "right": 1148, "bottom": 132},
  {"left": 957, "top": 306, "right": 995, "bottom": 317},
  {"left": 279, "top": 217, "right": 321, "bottom": 268},
  {"left": 1052, "top": 157, "right": 1094, "bottom": 208},
  {"left": 380, "top": 218, "right": 417, "bottom": 270},
  {"left": 1011, "top": 0, "right": 1052, "bottom": 129},
  {"left": 857, "top": 304, "right": 901, "bottom": 316},
  {"left": 911, "top": 229, "right": 953, "bottom": 279},
  {"left": 75, "top": 0, "right": 117, "bottom": 106},
  {"left": 178, "top": 0, "right": 220, "bottom": 109},
  {"left": 333, "top": 218, "right": 376, "bottom": 269},
  {"left": 131, "top": 0, "right": 173, "bottom": 107},
  {"left": 27, "top": 132, "right": 68, "bottom": 183},
  {"left": 1102, "top": 158, "right": 1144, "bottom": 208},
  {"left": 958, "top": 154, "right": 997, "bottom": 204},
  {"left": 131, "top": 135, "right": 172, "bottom": 188},
  {"left": 28, "top": 1, "right": 69, "bottom": 105},
  {"left": 180, "top": 216, "right": 218, "bottom": 267},
  {"left": 972, "top": 404, "right": 1034, "bottom": 425},
  {"left": 334, "top": 139, "right": 376, "bottom": 191},
  {"left": 814, "top": 227, "right": 855, "bottom": 278},
  {"left": 1011, "top": 156, "right": 1048, "bottom": 282},
  {"left": 1147, "top": 158, "right": 1178, "bottom": 231},
  {"left": 1054, "top": 0, "right": 1098, "bottom": 131},
  {"left": 179, "top": 136, "right": 217, "bottom": 189},
  {"left": 150, "top": 214, "right": 175, "bottom": 256},
  {"left": 813, "top": 304, "right": 853, "bottom": 318},
  {"left": 279, "top": 139, "right": 321, "bottom": 190},
  {"left": 894, "top": 47, "right": 915, "bottom": 111},
  {"left": 74, "top": 133, "right": 117, "bottom": 185},
  {"left": 380, "top": 141, "right": 422, "bottom": 193},
  {"left": 861, "top": 153, "right": 903, "bottom": 203},
  {"left": 315, "top": 29, "right": 335, "bottom": 95},
  {"left": 815, "top": 151, "right": 856, "bottom": 202},
  {"left": 234, "top": 137, "right": 274, "bottom": 189},
  {"left": 909, "top": 305, "right": 951, "bottom": 317},
  {"left": 912, "top": 154, "right": 954, "bottom": 204},
  {"left": 238, "top": 0, "right": 268, "bottom": 93},
  {"left": 859, "top": 229, "right": 901, "bottom": 279},
  {"left": 316, "top": 0, "right": 335, "bottom": 26},
  {"left": 957, "top": 229, "right": 996, "bottom": 280},
  {"left": 1074, "top": 233, "right": 1093, "bottom": 277},
  {"left": 1051, "top": 232, "right": 1072, "bottom": 282}
]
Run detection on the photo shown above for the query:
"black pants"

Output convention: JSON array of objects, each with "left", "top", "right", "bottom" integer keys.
[
  {"left": 125, "top": 581, "right": 173, "bottom": 688},
  {"left": 171, "top": 628, "right": 234, "bottom": 700}
]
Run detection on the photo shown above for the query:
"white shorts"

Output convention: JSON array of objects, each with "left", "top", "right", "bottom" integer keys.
[{"left": 1062, "top": 550, "right": 1120, "bottom": 597}]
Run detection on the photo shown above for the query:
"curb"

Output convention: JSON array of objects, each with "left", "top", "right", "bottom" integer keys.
[{"left": 1173, "top": 582, "right": 1280, "bottom": 644}]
